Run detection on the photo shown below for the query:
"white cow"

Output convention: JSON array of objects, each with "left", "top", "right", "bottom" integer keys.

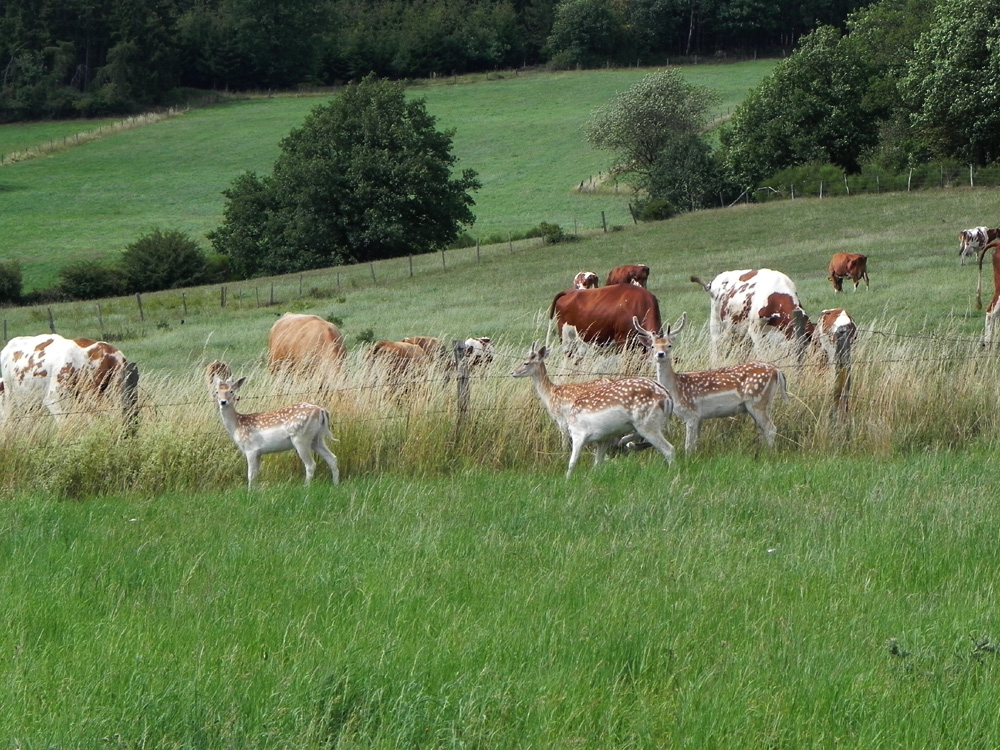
[
  {"left": 690, "top": 269, "right": 811, "bottom": 364},
  {"left": 0, "top": 334, "right": 138, "bottom": 422}
]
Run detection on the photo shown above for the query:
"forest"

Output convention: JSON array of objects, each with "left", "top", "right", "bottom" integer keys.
[{"left": 0, "top": 0, "right": 867, "bottom": 120}]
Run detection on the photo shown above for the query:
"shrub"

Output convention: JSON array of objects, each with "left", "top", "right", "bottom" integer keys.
[
  {"left": 120, "top": 228, "right": 210, "bottom": 294},
  {"left": 634, "top": 198, "right": 676, "bottom": 222},
  {"left": 0, "top": 260, "right": 23, "bottom": 304},
  {"left": 58, "top": 260, "right": 126, "bottom": 301}
]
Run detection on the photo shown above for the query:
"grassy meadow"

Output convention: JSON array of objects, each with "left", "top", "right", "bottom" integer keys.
[
  {"left": 5, "top": 62, "right": 1000, "bottom": 746},
  {"left": 0, "top": 60, "right": 775, "bottom": 292}
]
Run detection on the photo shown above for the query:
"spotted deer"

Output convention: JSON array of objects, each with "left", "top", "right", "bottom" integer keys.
[
  {"left": 632, "top": 314, "right": 786, "bottom": 453},
  {"left": 213, "top": 374, "right": 339, "bottom": 488},
  {"left": 511, "top": 343, "right": 674, "bottom": 477}
]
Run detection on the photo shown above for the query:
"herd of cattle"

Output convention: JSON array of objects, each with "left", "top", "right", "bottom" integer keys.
[{"left": 0, "top": 232, "right": 993, "bottom": 483}]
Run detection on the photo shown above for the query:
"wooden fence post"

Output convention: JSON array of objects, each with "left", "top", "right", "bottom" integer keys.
[
  {"left": 452, "top": 339, "right": 471, "bottom": 436},
  {"left": 791, "top": 308, "right": 808, "bottom": 365},
  {"left": 48, "top": 307, "right": 56, "bottom": 333},
  {"left": 96, "top": 303, "right": 104, "bottom": 333},
  {"left": 409, "top": 254, "right": 414, "bottom": 277},
  {"left": 135, "top": 294, "right": 144, "bottom": 322},
  {"left": 370, "top": 262, "right": 376, "bottom": 283},
  {"left": 831, "top": 327, "right": 854, "bottom": 419},
  {"left": 269, "top": 282, "right": 274, "bottom": 306}
]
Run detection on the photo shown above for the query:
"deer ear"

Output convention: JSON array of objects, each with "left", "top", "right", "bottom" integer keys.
[
  {"left": 232, "top": 376, "right": 247, "bottom": 390},
  {"left": 538, "top": 346, "right": 549, "bottom": 359}
]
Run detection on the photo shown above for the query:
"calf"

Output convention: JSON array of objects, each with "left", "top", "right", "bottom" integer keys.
[
  {"left": 573, "top": 271, "right": 599, "bottom": 290},
  {"left": 606, "top": 264, "right": 650, "bottom": 287}
]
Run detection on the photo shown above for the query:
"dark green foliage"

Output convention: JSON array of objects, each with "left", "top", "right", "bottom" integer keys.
[
  {"left": 0, "top": 260, "right": 23, "bottom": 304},
  {"left": 719, "top": 26, "right": 883, "bottom": 189},
  {"left": 899, "top": 0, "right": 1000, "bottom": 165},
  {"left": 535, "top": 221, "right": 571, "bottom": 244},
  {"left": 57, "top": 260, "right": 126, "bottom": 301},
  {"left": 120, "top": 229, "right": 210, "bottom": 294},
  {"left": 210, "top": 75, "right": 480, "bottom": 278},
  {"left": 545, "top": 0, "right": 619, "bottom": 68},
  {"left": 633, "top": 197, "right": 676, "bottom": 221}
]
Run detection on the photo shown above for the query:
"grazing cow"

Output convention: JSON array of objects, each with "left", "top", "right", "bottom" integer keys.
[
  {"left": 691, "top": 269, "right": 811, "bottom": 364},
  {"left": 366, "top": 340, "right": 428, "bottom": 374},
  {"left": 267, "top": 313, "right": 345, "bottom": 377},
  {"left": 605, "top": 264, "right": 650, "bottom": 287},
  {"left": 981, "top": 241, "right": 1000, "bottom": 347},
  {"left": 828, "top": 253, "right": 869, "bottom": 292},
  {"left": 463, "top": 336, "right": 494, "bottom": 365},
  {"left": 0, "top": 334, "right": 139, "bottom": 422},
  {"left": 549, "top": 285, "right": 662, "bottom": 351},
  {"left": 959, "top": 227, "right": 1000, "bottom": 266},
  {"left": 402, "top": 336, "right": 450, "bottom": 363},
  {"left": 573, "top": 271, "right": 599, "bottom": 290},
  {"left": 812, "top": 308, "right": 858, "bottom": 365}
]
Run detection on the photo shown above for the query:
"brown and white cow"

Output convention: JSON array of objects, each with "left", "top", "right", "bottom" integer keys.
[
  {"left": 828, "top": 253, "right": 869, "bottom": 292},
  {"left": 981, "top": 241, "right": 1000, "bottom": 346},
  {"left": 267, "top": 313, "right": 345, "bottom": 378},
  {"left": 605, "top": 264, "right": 650, "bottom": 287},
  {"left": 812, "top": 308, "right": 857, "bottom": 365},
  {"left": 573, "top": 271, "right": 599, "bottom": 290},
  {"left": 0, "top": 333, "right": 139, "bottom": 422},
  {"left": 691, "top": 269, "right": 812, "bottom": 364},
  {"left": 959, "top": 227, "right": 1000, "bottom": 266},
  {"left": 549, "top": 285, "right": 661, "bottom": 351}
]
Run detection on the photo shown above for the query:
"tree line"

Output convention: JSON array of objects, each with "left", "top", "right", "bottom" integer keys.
[{"left": 0, "top": 0, "right": 869, "bottom": 121}]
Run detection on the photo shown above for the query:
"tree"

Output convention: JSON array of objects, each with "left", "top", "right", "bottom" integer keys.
[
  {"left": 899, "top": 0, "right": 1000, "bottom": 165},
  {"left": 210, "top": 75, "right": 480, "bottom": 278},
  {"left": 718, "top": 25, "right": 882, "bottom": 189},
  {"left": 585, "top": 69, "right": 720, "bottom": 209},
  {"left": 545, "top": 0, "right": 620, "bottom": 67}
]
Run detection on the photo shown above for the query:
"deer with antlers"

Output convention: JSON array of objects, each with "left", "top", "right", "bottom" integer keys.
[
  {"left": 212, "top": 372, "right": 339, "bottom": 488},
  {"left": 632, "top": 314, "right": 786, "bottom": 453},
  {"left": 512, "top": 343, "right": 674, "bottom": 477}
]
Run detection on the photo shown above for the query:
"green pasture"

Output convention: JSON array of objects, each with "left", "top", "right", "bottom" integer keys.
[{"left": 0, "top": 61, "right": 775, "bottom": 292}]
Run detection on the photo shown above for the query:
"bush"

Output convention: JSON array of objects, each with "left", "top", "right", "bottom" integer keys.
[
  {"left": 634, "top": 198, "right": 677, "bottom": 222},
  {"left": 120, "top": 228, "right": 210, "bottom": 293},
  {"left": 0, "top": 260, "right": 23, "bottom": 304},
  {"left": 533, "top": 222, "right": 574, "bottom": 244},
  {"left": 58, "top": 260, "right": 126, "bottom": 301}
]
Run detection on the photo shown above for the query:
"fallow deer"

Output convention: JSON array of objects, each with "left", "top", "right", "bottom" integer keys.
[
  {"left": 632, "top": 314, "right": 786, "bottom": 453},
  {"left": 213, "top": 374, "right": 339, "bottom": 488},
  {"left": 511, "top": 343, "right": 674, "bottom": 477}
]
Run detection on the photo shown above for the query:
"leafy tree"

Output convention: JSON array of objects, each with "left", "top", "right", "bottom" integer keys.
[
  {"left": 58, "top": 259, "right": 126, "bottom": 301},
  {"left": 120, "top": 228, "right": 210, "bottom": 293},
  {"left": 585, "top": 69, "right": 719, "bottom": 208},
  {"left": 545, "top": 0, "right": 620, "bottom": 67},
  {"left": 900, "top": 0, "right": 1000, "bottom": 165},
  {"left": 210, "top": 75, "right": 480, "bottom": 278},
  {"left": 719, "top": 25, "right": 882, "bottom": 189}
]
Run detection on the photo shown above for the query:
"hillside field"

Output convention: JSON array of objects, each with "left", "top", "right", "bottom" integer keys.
[
  {"left": 4, "top": 64, "right": 1000, "bottom": 747},
  {"left": 0, "top": 61, "right": 775, "bottom": 292}
]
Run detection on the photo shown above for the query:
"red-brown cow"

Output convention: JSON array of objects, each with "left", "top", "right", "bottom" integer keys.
[
  {"left": 828, "top": 253, "right": 869, "bottom": 292},
  {"left": 573, "top": 271, "right": 599, "bottom": 290},
  {"left": 367, "top": 340, "right": 428, "bottom": 372},
  {"left": 267, "top": 313, "right": 345, "bottom": 377},
  {"left": 812, "top": 308, "right": 857, "bottom": 365},
  {"left": 981, "top": 241, "right": 1000, "bottom": 346},
  {"left": 605, "top": 264, "right": 650, "bottom": 287},
  {"left": 549, "top": 285, "right": 661, "bottom": 351}
]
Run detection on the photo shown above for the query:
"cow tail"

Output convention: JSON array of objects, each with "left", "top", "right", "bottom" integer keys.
[
  {"left": 690, "top": 276, "right": 710, "bottom": 293},
  {"left": 546, "top": 291, "right": 567, "bottom": 350}
]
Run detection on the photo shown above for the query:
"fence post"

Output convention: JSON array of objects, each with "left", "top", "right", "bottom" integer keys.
[
  {"left": 370, "top": 262, "right": 376, "bottom": 283},
  {"left": 602, "top": 210, "right": 608, "bottom": 231},
  {"left": 409, "top": 254, "right": 414, "bottom": 277},
  {"left": 441, "top": 249, "right": 446, "bottom": 269},
  {"left": 181, "top": 292, "right": 187, "bottom": 317},
  {"left": 269, "top": 282, "right": 274, "bottom": 306},
  {"left": 48, "top": 307, "right": 56, "bottom": 333},
  {"left": 508, "top": 232, "right": 513, "bottom": 254},
  {"left": 96, "top": 303, "right": 104, "bottom": 333},
  {"left": 791, "top": 308, "right": 808, "bottom": 365},
  {"left": 476, "top": 238, "right": 481, "bottom": 262},
  {"left": 831, "top": 326, "right": 854, "bottom": 419},
  {"left": 299, "top": 274, "right": 303, "bottom": 297},
  {"left": 220, "top": 285, "right": 227, "bottom": 308},
  {"left": 452, "top": 339, "right": 471, "bottom": 436}
]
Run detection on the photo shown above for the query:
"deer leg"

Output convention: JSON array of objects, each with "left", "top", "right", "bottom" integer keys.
[
  {"left": 313, "top": 436, "right": 340, "bottom": 484},
  {"left": 566, "top": 435, "right": 587, "bottom": 478},
  {"left": 246, "top": 451, "right": 261, "bottom": 488},
  {"left": 292, "top": 438, "right": 318, "bottom": 484},
  {"left": 684, "top": 419, "right": 701, "bottom": 453},
  {"left": 633, "top": 422, "right": 674, "bottom": 466},
  {"left": 747, "top": 406, "right": 777, "bottom": 447}
]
